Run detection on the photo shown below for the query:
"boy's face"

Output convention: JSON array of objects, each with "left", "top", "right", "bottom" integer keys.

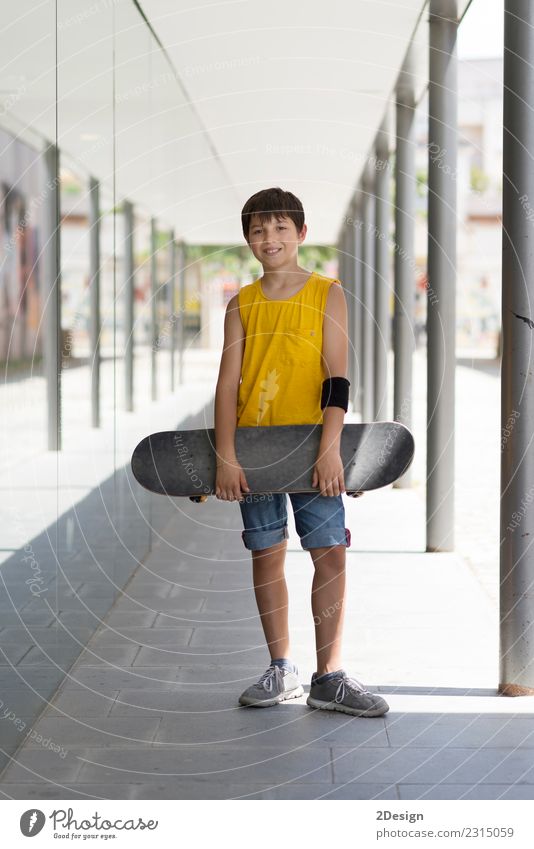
[{"left": 247, "top": 213, "right": 306, "bottom": 268}]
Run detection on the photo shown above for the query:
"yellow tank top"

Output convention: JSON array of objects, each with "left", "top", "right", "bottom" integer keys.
[{"left": 236, "top": 271, "right": 342, "bottom": 427}]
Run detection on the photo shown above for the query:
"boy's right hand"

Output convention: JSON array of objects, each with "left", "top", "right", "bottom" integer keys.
[{"left": 215, "top": 459, "right": 250, "bottom": 502}]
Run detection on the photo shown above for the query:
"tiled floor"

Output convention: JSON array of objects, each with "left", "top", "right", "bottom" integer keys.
[
  {"left": 1, "top": 354, "right": 531, "bottom": 800},
  {"left": 1, "top": 484, "right": 531, "bottom": 800}
]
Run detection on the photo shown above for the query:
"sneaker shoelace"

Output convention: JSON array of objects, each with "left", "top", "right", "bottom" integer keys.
[
  {"left": 256, "top": 665, "right": 283, "bottom": 693},
  {"left": 334, "top": 673, "right": 372, "bottom": 703}
]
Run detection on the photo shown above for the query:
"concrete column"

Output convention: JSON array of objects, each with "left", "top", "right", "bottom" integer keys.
[
  {"left": 394, "top": 50, "right": 417, "bottom": 486},
  {"left": 176, "top": 241, "right": 186, "bottom": 384},
  {"left": 499, "top": 0, "right": 534, "bottom": 696},
  {"left": 374, "top": 117, "right": 391, "bottom": 422},
  {"left": 169, "top": 233, "right": 176, "bottom": 392},
  {"left": 43, "top": 143, "right": 61, "bottom": 451},
  {"left": 426, "top": 0, "right": 458, "bottom": 551},
  {"left": 346, "top": 197, "right": 362, "bottom": 414},
  {"left": 344, "top": 226, "right": 352, "bottom": 394},
  {"left": 123, "top": 201, "right": 134, "bottom": 412},
  {"left": 342, "top": 201, "right": 357, "bottom": 410},
  {"left": 340, "top": 223, "right": 353, "bottom": 396},
  {"left": 361, "top": 165, "right": 376, "bottom": 422},
  {"left": 337, "top": 229, "right": 345, "bottom": 298},
  {"left": 353, "top": 193, "right": 363, "bottom": 416},
  {"left": 337, "top": 230, "right": 345, "bottom": 294},
  {"left": 89, "top": 177, "right": 101, "bottom": 428},
  {"left": 150, "top": 217, "right": 158, "bottom": 402}
]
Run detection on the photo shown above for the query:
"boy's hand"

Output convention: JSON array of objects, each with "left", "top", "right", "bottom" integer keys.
[
  {"left": 215, "top": 459, "right": 250, "bottom": 502},
  {"left": 312, "top": 447, "right": 346, "bottom": 497}
]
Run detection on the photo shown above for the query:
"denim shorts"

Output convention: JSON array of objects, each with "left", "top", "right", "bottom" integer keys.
[{"left": 238, "top": 491, "right": 351, "bottom": 551}]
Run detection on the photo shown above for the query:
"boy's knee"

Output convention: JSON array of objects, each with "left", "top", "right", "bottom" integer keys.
[
  {"left": 252, "top": 539, "right": 287, "bottom": 556},
  {"left": 310, "top": 546, "right": 346, "bottom": 568},
  {"left": 309, "top": 543, "right": 346, "bottom": 555}
]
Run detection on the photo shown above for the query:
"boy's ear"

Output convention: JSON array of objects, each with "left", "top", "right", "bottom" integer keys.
[{"left": 298, "top": 223, "right": 307, "bottom": 244}]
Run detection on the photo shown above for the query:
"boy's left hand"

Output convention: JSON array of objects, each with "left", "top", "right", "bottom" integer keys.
[{"left": 312, "top": 447, "right": 346, "bottom": 497}]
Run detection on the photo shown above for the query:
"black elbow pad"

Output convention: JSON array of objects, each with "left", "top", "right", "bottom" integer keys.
[{"left": 320, "top": 377, "right": 350, "bottom": 412}]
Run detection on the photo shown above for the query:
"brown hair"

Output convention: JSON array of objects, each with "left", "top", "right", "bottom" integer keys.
[{"left": 241, "top": 187, "right": 305, "bottom": 241}]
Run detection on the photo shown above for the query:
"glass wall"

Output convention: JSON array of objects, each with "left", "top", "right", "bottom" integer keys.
[{"left": 0, "top": 0, "right": 198, "bottom": 771}]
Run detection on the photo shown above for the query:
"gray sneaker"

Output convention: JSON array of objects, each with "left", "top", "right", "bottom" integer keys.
[
  {"left": 307, "top": 669, "right": 389, "bottom": 717},
  {"left": 238, "top": 664, "right": 304, "bottom": 707}
]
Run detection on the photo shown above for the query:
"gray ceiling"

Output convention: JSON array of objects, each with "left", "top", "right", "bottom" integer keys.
[{"left": 1, "top": 0, "right": 472, "bottom": 244}]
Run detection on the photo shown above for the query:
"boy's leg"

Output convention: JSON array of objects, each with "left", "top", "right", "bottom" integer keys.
[
  {"left": 293, "top": 495, "right": 389, "bottom": 716},
  {"left": 238, "top": 496, "right": 303, "bottom": 706},
  {"left": 289, "top": 491, "right": 349, "bottom": 674},
  {"left": 251, "top": 539, "right": 291, "bottom": 660},
  {"left": 239, "top": 493, "right": 293, "bottom": 662},
  {"left": 308, "top": 544, "right": 346, "bottom": 675}
]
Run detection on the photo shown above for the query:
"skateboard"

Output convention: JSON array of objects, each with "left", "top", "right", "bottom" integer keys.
[{"left": 131, "top": 422, "right": 414, "bottom": 502}]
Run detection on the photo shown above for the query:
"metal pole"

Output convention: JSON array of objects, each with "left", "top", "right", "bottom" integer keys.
[
  {"left": 426, "top": 0, "right": 458, "bottom": 551},
  {"left": 353, "top": 193, "right": 363, "bottom": 415},
  {"left": 394, "top": 49, "right": 417, "bottom": 486},
  {"left": 345, "top": 200, "right": 357, "bottom": 410},
  {"left": 124, "top": 200, "right": 134, "bottom": 412},
  {"left": 337, "top": 229, "right": 346, "bottom": 302},
  {"left": 339, "top": 235, "right": 344, "bottom": 289},
  {"left": 89, "top": 177, "right": 101, "bottom": 428},
  {"left": 353, "top": 192, "right": 363, "bottom": 416},
  {"left": 374, "top": 116, "right": 391, "bottom": 422},
  {"left": 169, "top": 232, "right": 176, "bottom": 392},
  {"left": 177, "top": 241, "right": 186, "bottom": 384},
  {"left": 348, "top": 223, "right": 355, "bottom": 405},
  {"left": 43, "top": 143, "right": 61, "bottom": 451},
  {"left": 342, "top": 222, "right": 354, "bottom": 399},
  {"left": 499, "top": 0, "right": 534, "bottom": 696},
  {"left": 150, "top": 217, "right": 158, "bottom": 402},
  {"left": 361, "top": 165, "right": 376, "bottom": 422}
]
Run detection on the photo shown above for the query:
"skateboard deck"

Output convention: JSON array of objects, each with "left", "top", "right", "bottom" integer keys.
[{"left": 131, "top": 422, "right": 414, "bottom": 500}]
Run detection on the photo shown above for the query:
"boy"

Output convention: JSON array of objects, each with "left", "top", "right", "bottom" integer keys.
[{"left": 213, "top": 187, "right": 388, "bottom": 717}]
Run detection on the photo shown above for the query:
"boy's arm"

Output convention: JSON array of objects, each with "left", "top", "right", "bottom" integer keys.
[
  {"left": 214, "top": 293, "right": 244, "bottom": 465},
  {"left": 312, "top": 282, "right": 349, "bottom": 496}
]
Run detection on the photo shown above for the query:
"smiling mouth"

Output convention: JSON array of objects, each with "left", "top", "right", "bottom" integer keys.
[{"left": 264, "top": 248, "right": 281, "bottom": 255}]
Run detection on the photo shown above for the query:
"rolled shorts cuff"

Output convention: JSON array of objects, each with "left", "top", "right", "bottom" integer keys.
[
  {"left": 300, "top": 527, "right": 351, "bottom": 551},
  {"left": 241, "top": 525, "right": 289, "bottom": 551}
]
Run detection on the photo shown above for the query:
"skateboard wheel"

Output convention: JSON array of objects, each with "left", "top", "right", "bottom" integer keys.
[{"left": 189, "top": 495, "right": 208, "bottom": 503}]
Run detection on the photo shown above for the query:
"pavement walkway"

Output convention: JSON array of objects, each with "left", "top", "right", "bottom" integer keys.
[{"left": 1, "top": 351, "right": 533, "bottom": 800}]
